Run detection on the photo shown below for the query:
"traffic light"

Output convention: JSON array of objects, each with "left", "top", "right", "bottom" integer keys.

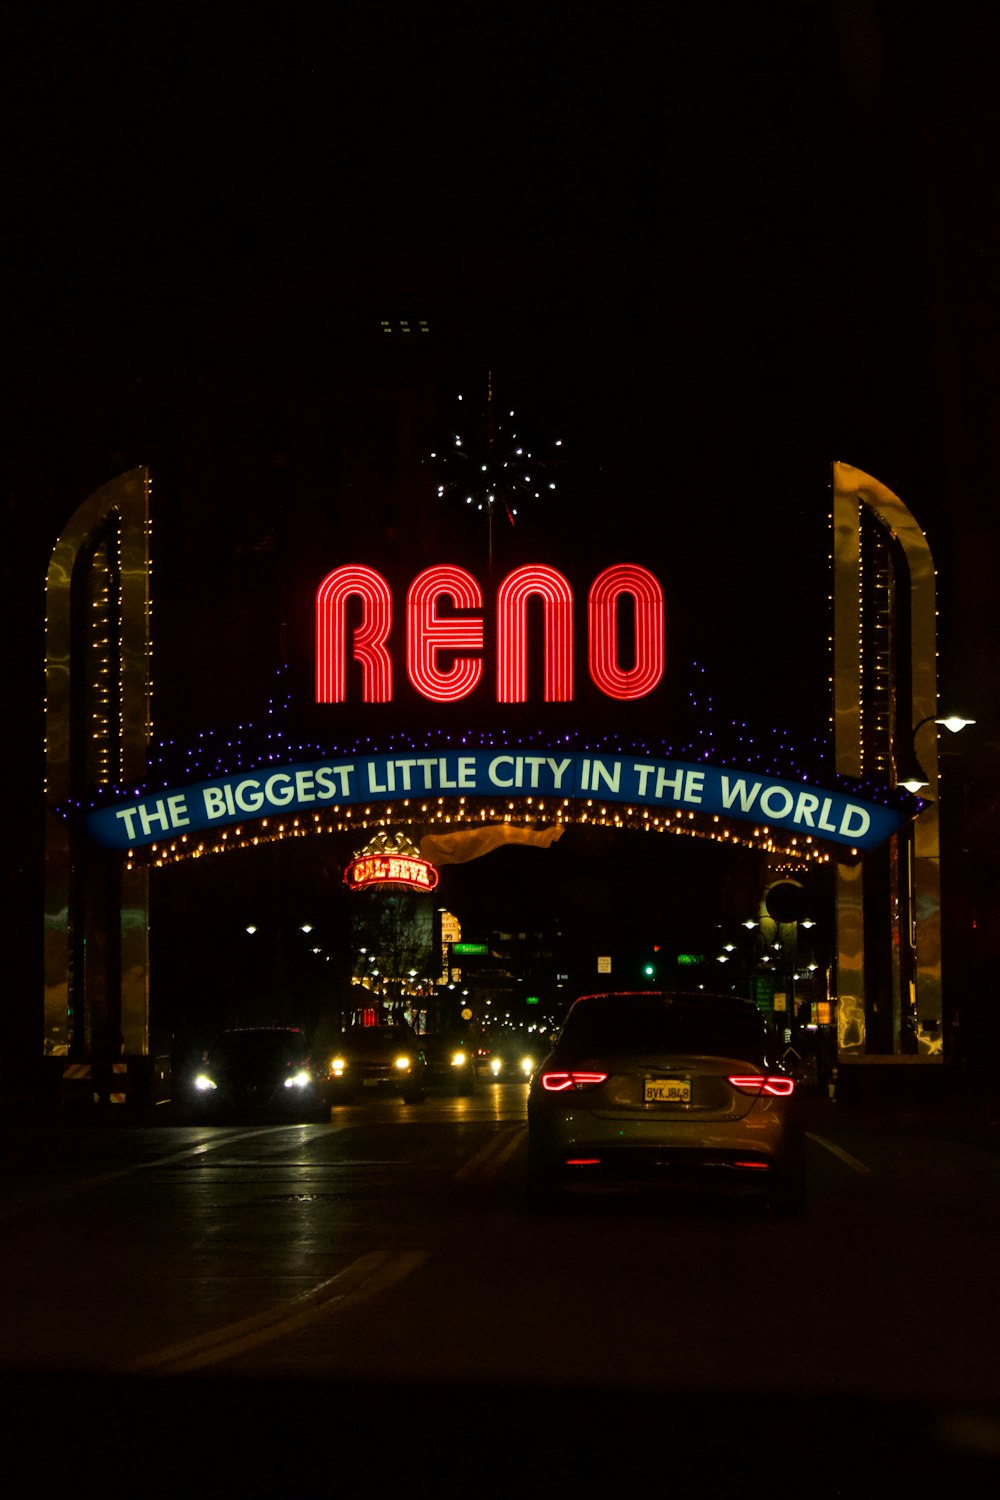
[{"left": 642, "top": 944, "right": 662, "bottom": 979}]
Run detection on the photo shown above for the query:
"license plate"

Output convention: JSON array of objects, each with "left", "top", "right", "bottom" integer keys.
[
  {"left": 362, "top": 1078, "right": 381, "bottom": 1088},
  {"left": 644, "top": 1078, "right": 691, "bottom": 1103}
]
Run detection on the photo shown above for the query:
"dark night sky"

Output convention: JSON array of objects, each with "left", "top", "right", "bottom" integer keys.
[
  {"left": 7, "top": 4, "right": 997, "bottom": 670},
  {"left": 4, "top": 3, "right": 999, "bottom": 1010}
]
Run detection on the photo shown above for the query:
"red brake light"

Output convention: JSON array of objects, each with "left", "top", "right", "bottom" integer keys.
[
  {"left": 728, "top": 1075, "right": 795, "bottom": 1097},
  {"left": 540, "top": 1070, "right": 609, "bottom": 1092}
]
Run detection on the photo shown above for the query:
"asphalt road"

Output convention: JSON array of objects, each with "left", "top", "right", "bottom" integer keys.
[{"left": 2, "top": 1085, "right": 999, "bottom": 1491}]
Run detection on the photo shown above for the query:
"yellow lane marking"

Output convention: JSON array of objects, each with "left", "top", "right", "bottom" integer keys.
[
  {"left": 453, "top": 1124, "right": 524, "bottom": 1180},
  {"left": 807, "top": 1132, "right": 873, "bottom": 1175},
  {"left": 124, "top": 1249, "right": 429, "bottom": 1374}
]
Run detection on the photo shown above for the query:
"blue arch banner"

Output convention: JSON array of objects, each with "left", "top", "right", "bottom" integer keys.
[{"left": 84, "top": 749, "right": 912, "bottom": 853}]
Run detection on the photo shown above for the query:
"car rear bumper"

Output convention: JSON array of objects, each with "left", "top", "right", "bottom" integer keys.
[{"left": 528, "top": 1103, "right": 803, "bottom": 1178}]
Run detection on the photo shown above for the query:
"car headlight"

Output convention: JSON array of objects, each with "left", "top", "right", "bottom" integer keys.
[
  {"left": 520, "top": 1056, "right": 535, "bottom": 1076},
  {"left": 450, "top": 1051, "right": 467, "bottom": 1068},
  {"left": 490, "top": 1057, "right": 502, "bottom": 1076},
  {"left": 394, "top": 1055, "right": 411, "bottom": 1071},
  {"left": 283, "top": 1070, "right": 312, "bottom": 1090},
  {"left": 193, "top": 1073, "right": 218, "bottom": 1092},
  {"left": 330, "top": 1056, "right": 347, "bottom": 1077}
]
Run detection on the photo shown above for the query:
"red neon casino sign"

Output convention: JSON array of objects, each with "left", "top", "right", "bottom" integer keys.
[
  {"left": 315, "top": 562, "right": 664, "bottom": 704},
  {"left": 344, "top": 853, "right": 440, "bottom": 892}
]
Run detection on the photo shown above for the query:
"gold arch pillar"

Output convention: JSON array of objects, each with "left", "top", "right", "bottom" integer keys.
[
  {"left": 44, "top": 469, "right": 152, "bottom": 1068},
  {"left": 832, "top": 461, "right": 942, "bottom": 1060}
]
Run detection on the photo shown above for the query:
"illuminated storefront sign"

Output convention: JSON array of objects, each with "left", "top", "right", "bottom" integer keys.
[
  {"left": 85, "top": 750, "right": 911, "bottom": 853},
  {"left": 344, "top": 853, "right": 439, "bottom": 892},
  {"left": 315, "top": 562, "right": 665, "bottom": 703}
]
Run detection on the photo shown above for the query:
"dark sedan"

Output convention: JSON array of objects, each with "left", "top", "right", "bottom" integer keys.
[
  {"left": 187, "top": 1027, "right": 329, "bottom": 1122},
  {"left": 478, "top": 1034, "right": 542, "bottom": 1083},
  {"left": 420, "top": 1032, "right": 476, "bottom": 1095}
]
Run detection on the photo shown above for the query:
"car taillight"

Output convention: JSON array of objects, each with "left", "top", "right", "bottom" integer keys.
[
  {"left": 728, "top": 1075, "right": 795, "bottom": 1097},
  {"left": 540, "top": 1070, "right": 609, "bottom": 1092}
]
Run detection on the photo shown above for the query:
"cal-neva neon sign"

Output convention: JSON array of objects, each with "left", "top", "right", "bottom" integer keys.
[
  {"left": 344, "top": 853, "right": 439, "bottom": 892},
  {"left": 315, "top": 562, "right": 664, "bottom": 702},
  {"left": 86, "top": 750, "right": 910, "bottom": 853}
]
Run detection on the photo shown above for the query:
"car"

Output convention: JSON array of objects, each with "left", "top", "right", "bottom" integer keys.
[
  {"left": 187, "top": 1027, "right": 330, "bottom": 1122},
  {"left": 419, "top": 1031, "right": 476, "bottom": 1095},
  {"left": 526, "top": 990, "right": 805, "bottom": 1211},
  {"left": 477, "top": 1034, "right": 541, "bottom": 1083},
  {"left": 325, "top": 1023, "right": 427, "bottom": 1103}
]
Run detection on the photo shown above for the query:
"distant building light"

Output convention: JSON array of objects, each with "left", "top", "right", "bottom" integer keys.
[{"left": 379, "top": 318, "right": 430, "bottom": 336}]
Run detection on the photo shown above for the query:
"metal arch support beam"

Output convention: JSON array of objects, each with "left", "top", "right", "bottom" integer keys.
[
  {"left": 832, "top": 461, "right": 942, "bottom": 1057},
  {"left": 44, "top": 468, "right": 152, "bottom": 1061},
  {"left": 832, "top": 465, "right": 866, "bottom": 1055}
]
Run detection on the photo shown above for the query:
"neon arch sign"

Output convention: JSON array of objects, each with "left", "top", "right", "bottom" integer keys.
[
  {"left": 80, "top": 552, "right": 918, "bottom": 862},
  {"left": 315, "top": 562, "right": 665, "bottom": 704}
]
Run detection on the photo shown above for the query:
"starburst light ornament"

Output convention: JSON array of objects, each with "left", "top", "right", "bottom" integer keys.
[{"left": 427, "top": 372, "right": 564, "bottom": 572}]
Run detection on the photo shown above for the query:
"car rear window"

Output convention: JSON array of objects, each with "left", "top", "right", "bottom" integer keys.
[{"left": 559, "top": 994, "right": 766, "bottom": 1061}]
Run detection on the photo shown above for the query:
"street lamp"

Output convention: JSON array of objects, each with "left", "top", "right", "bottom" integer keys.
[
  {"left": 897, "top": 715, "right": 976, "bottom": 793},
  {"left": 891, "top": 713, "right": 976, "bottom": 1055}
]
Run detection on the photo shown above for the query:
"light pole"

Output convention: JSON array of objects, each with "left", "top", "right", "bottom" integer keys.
[
  {"left": 893, "top": 713, "right": 975, "bottom": 1054},
  {"left": 897, "top": 716, "right": 976, "bottom": 793}
]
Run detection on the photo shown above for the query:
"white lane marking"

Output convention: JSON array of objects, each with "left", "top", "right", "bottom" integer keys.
[
  {"left": 807, "top": 1131, "right": 873, "bottom": 1175},
  {"left": 124, "top": 1249, "right": 429, "bottom": 1374},
  {"left": 0, "top": 1123, "right": 345, "bottom": 1220},
  {"left": 453, "top": 1124, "right": 524, "bottom": 1180}
]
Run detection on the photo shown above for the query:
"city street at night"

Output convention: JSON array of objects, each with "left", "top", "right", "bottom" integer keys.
[
  {"left": 5, "top": 6, "right": 1000, "bottom": 1493},
  {"left": 2, "top": 1085, "right": 999, "bottom": 1490}
]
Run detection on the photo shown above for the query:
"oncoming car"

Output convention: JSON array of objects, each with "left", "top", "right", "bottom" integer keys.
[
  {"left": 188, "top": 1027, "right": 329, "bottom": 1122},
  {"left": 478, "top": 1035, "right": 541, "bottom": 1083},
  {"left": 325, "top": 1024, "right": 427, "bottom": 1104},
  {"left": 420, "top": 1031, "right": 476, "bottom": 1095},
  {"left": 527, "top": 991, "right": 805, "bottom": 1210}
]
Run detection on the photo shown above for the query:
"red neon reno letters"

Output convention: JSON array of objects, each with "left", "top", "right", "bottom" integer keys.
[{"left": 315, "top": 562, "right": 664, "bottom": 704}]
